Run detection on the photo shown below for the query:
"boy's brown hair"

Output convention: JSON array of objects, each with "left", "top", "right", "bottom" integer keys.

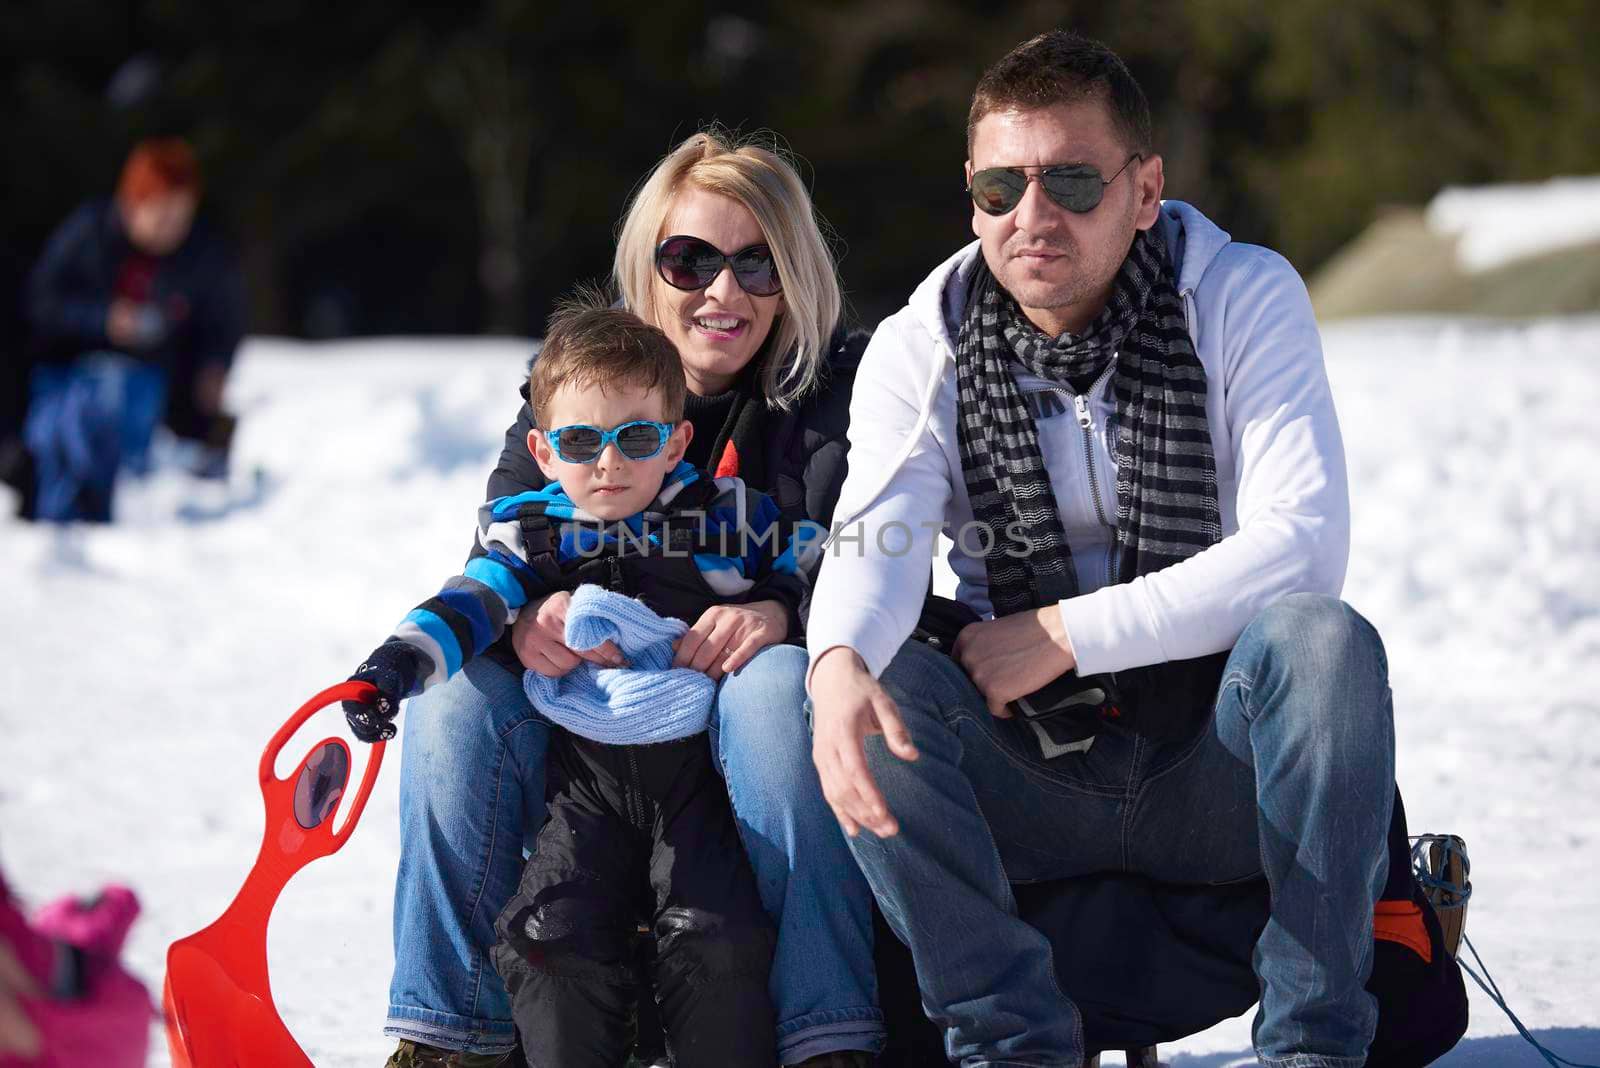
[{"left": 529, "top": 298, "right": 687, "bottom": 427}]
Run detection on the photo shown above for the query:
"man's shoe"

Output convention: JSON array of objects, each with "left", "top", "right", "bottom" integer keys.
[
  {"left": 384, "top": 1041, "right": 512, "bottom": 1068},
  {"left": 794, "top": 1053, "right": 875, "bottom": 1067}
]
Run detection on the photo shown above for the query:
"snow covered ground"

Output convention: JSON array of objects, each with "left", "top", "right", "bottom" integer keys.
[{"left": 2, "top": 318, "right": 1598, "bottom": 1066}]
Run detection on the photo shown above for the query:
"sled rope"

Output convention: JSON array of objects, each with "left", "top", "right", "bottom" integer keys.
[
  {"left": 1410, "top": 836, "right": 1598, "bottom": 1068},
  {"left": 1456, "top": 935, "right": 1599, "bottom": 1068}
]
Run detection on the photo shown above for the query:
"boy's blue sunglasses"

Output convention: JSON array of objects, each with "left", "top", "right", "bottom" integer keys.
[{"left": 543, "top": 420, "right": 675, "bottom": 464}]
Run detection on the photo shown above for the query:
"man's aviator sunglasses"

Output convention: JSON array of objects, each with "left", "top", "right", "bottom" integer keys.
[
  {"left": 968, "top": 154, "right": 1143, "bottom": 216},
  {"left": 655, "top": 235, "right": 782, "bottom": 297},
  {"left": 544, "top": 420, "right": 675, "bottom": 464}
]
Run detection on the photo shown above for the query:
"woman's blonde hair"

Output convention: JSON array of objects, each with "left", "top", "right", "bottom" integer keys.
[{"left": 613, "top": 129, "right": 842, "bottom": 411}]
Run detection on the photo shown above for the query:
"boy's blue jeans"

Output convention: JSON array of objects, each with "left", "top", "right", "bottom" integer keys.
[
  {"left": 842, "top": 594, "right": 1395, "bottom": 1068},
  {"left": 385, "top": 647, "right": 886, "bottom": 1062}
]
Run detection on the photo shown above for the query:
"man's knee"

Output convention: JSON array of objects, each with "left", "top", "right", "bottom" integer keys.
[
  {"left": 1235, "top": 595, "right": 1395, "bottom": 759},
  {"left": 1247, "top": 593, "right": 1388, "bottom": 687}
]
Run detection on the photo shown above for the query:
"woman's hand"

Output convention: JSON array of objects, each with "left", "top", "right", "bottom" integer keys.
[
  {"left": 0, "top": 940, "right": 41, "bottom": 1058},
  {"left": 512, "top": 591, "right": 625, "bottom": 677},
  {"left": 672, "top": 600, "right": 789, "bottom": 680}
]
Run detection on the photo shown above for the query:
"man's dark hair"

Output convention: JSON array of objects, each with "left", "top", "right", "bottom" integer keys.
[{"left": 967, "top": 31, "right": 1152, "bottom": 157}]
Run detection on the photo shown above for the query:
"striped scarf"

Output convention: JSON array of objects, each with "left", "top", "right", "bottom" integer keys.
[{"left": 955, "top": 225, "right": 1228, "bottom": 739}]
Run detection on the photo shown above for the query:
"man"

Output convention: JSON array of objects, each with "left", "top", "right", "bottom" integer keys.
[
  {"left": 808, "top": 31, "right": 1395, "bottom": 1068},
  {"left": 13, "top": 137, "right": 244, "bottom": 520}
]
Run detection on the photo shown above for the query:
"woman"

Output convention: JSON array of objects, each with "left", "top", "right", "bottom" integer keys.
[{"left": 384, "top": 130, "right": 883, "bottom": 1068}]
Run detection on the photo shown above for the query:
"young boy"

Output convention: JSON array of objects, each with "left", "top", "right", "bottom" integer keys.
[{"left": 343, "top": 304, "right": 819, "bottom": 1067}]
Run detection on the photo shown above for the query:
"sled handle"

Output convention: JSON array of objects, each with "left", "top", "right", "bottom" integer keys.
[{"left": 259, "top": 680, "right": 386, "bottom": 853}]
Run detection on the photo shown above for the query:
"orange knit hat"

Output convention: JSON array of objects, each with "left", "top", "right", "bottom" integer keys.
[{"left": 116, "top": 138, "right": 202, "bottom": 206}]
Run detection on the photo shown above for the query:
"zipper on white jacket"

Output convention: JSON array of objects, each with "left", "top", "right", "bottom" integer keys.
[{"left": 1069, "top": 360, "right": 1120, "bottom": 589}]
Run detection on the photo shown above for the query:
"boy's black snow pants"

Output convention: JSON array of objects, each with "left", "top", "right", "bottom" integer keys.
[{"left": 491, "top": 728, "right": 777, "bottom": 1068}]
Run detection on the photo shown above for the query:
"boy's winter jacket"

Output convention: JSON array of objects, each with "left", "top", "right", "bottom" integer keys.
[{"left": 348, "top": 462, "right": 816, "bottom": 738}]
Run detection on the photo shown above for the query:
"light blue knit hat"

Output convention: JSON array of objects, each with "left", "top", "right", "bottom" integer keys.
[{"left": 523, "top": 585, "right": 716, "bottom": 744}]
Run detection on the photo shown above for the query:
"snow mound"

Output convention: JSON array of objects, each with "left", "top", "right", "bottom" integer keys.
[{"left": 1427, "top": 176, "right": 1600, "bottom": 272}]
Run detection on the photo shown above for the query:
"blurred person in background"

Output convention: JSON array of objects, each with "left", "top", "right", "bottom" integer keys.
[
  {"left": 8, "top": 137, "right": 245, "bottom": 521},
  {"left": 381, "top": 129, "right": 882, "bottom": 1068}
]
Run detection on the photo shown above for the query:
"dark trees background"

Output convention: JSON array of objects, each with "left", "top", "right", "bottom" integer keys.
[{"left": 4, "top": 0, "right": 1596, "bottom": 338}]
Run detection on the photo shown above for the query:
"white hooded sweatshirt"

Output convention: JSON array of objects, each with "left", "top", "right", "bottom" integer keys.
[{"left": 806, "top": 201, "right": 1349, "bottom": 686}]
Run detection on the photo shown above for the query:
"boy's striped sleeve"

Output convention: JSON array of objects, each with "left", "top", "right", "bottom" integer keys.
[{"left": 357, "top": 496, "right": 564, "bottom": 697}]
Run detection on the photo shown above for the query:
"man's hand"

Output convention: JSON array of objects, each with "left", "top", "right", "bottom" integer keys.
[
  {"left": 810, "top": 646, "right": 918, "bottom": 838},
  {"left": 951, "top": 606, "right": 1076, "bottom": 719},
  {"left": 513, "top": 591, "right": 624, "bottom": 677},
  {"left": 672, "top": 600, "right": 788, "bottom": 680}
]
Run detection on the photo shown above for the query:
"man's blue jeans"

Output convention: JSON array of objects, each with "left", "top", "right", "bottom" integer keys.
[
  {"left": 386, "top": 646, "right": 886, "bottom": 1061},
  {"left": 843, "top": 594, "right": 1395, "bottom": 1068}
]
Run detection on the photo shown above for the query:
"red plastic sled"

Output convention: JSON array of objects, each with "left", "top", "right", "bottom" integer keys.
[{"left": 162, "top": 680, "right": 385, "bottom": 1067}]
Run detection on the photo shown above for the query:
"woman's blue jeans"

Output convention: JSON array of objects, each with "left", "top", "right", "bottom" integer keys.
[
  {"left": 386, "top": 645, "right": 885, "bottom": 1061},
  {"left": 386, "top": 656, "right": 548, "bottom": 1054},
  {"left": 842, "top": 594, "right": 1396, "bottom": 1068},
  {"left": 710, "top": 644, "right": 887, "bottom": 1063}
]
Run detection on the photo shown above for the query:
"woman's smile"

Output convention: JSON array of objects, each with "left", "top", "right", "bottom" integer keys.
[{"left": 691, "top": 313, "right": 749, "bottom": 339}]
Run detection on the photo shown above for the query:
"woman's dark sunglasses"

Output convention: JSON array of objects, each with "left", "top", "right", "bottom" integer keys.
[
  {"left": 655, "top": 235, "right": 782, "bottom": 297},
  {"left": 968, "top": 154, "right": 1143, "bottom": 216},
  {"left": 543, "top": 420, "right": 674, "bottom": 464}
]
